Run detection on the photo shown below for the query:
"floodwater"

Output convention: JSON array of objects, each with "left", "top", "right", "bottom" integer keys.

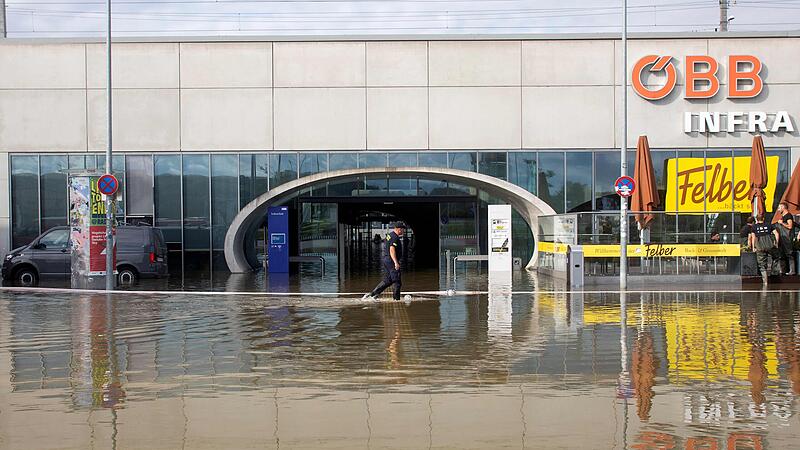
[{"left": 0, "top": 289, "right": 798, "bottom": 449}]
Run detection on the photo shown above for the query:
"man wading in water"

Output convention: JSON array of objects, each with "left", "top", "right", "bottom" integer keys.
[
  {"left": 363, "top": 222, "right": 406, "bottom": 301},
  {"left": 750, "top": 214, "right": 780, "bottom": 285}
]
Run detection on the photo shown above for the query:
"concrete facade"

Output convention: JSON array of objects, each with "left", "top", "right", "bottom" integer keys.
[{"left": 1, "top": 34, "right": 800, "bottom": 256}]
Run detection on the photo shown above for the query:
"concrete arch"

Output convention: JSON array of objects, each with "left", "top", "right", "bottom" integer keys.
[{"left": 224, "top": 167, "right": 556, "bottom": 273}]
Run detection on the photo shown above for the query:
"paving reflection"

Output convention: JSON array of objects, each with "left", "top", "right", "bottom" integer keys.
[{"left": 0, "top": 290, "right": 798, "bottom": 448}]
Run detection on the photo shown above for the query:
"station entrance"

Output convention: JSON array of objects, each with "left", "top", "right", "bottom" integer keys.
[{"left": 225, "top": 168, "right": 555, "bottom": 274}]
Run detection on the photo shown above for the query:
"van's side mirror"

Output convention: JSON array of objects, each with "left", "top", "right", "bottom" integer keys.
[{"left": 31, "top": 243, "right": 44, "bottom": 250}]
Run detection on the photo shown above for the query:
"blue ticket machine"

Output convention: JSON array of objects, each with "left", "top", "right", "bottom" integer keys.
[{"left": 268, "top": 206, "right": 290, "bottom": 273}]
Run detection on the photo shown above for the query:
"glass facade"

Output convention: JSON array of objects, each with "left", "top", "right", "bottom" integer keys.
[{"left": 8, "top": 149, "right": 791, "bottom": 270}]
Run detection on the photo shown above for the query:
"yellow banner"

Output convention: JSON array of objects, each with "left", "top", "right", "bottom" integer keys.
[
  {"left": 537, "top": 242, "right": 569, "bottom": 254},
  {"left": 665, "top": 156, "right": 778, "bottom": 213},
  {"left": 538, "top": 242, "right": 740, "bottom": 258}
]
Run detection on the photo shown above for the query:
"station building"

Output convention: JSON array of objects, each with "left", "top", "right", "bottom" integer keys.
[{"left": 1, "top": 33, "right": 798, "bottom": 274}]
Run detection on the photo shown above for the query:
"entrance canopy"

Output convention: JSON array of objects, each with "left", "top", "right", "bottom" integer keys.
[{"left": 224, "top": 167, "right": 556, "bottom": 273}]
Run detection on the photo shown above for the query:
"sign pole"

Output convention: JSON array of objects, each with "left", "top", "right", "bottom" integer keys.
[
  {"left": 105, "top": 0, "right": 114, "bottom": 291},
  {"left": 620, "top": 0, "right": 629, "bottom": 290}
]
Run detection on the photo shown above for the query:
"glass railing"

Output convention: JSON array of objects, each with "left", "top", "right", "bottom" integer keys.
[{"left": 537, "top": 211, "right": 753, "bottom": 276}]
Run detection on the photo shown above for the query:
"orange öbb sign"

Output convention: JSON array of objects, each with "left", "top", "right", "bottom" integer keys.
[{"left": 632, "top": 55, "right": 764, "bottom": 100}]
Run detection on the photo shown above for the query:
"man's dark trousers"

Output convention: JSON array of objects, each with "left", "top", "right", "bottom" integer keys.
[{"left": 370, "top": 256, "right": 402, "bottom": 300}]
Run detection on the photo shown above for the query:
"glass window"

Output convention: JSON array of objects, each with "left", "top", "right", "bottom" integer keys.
[
  {"left": 388, "top": 153, "right": 417, "bottom": 167},
  {"left": 154, "top": 155, "right": 182, "bottom": 243},
  {"left": 538, "top": 152, "right": 565, "bottom": 214},
  {"left": 594, "top": 152, "right": 621, "bottom": 211},
  {"left": 39, "top": 155, "right": 68, "bottom": 232},
  {"left": 767, "top": 149, "right": 789, "bottom": 214},
  {"left": 11, "top": 156, "right": 40, "bottom": 248},
  {"left": 419, "top": 152, "right": 447, "bottom": 168},
  {"left": 358, "top": 153, "right": 386, "bottom": 168},
  {"left": 126, "top": 155, "right": 154, "bottom": 217},
  {"left": 675, "top": 150, "right": 705, "bottom": 212},
  {"left": 651, "top": 150, "right": 675, "bottom": 212},
  {"left": 211, "top": 155, "right": 238, "bottom": 252},
  {"left": 269, "top": 153, "right": 298, "bottom": 189},
  {"left": 69, "top": 154, "right": 96, "bottom": 171},
  {"left": 705, "top": 150, "right": 733, "bottom": 212},
  {"left": 448, "top": 152, "right": 477, "bottom": 172},
  {"left": 183, "top": 155, "right": 210, "bottom": 251},
  {"left": 508, "top": 152, "right": 537, "bottom": 195},
  {"left": 389, "top": 177, "right": 417, "bottom": 195},
  {"left": 328, "top": 153, "right": 359, "bottom": 196},
  {"left": 299, "top": 153, "right": 328, "bottom": 177},
  {"left": 329, "top": 153, "right": 357, "bottom": 171},
  {"left": 37, "top": 228, "right": 69, "bottom": 249},
  {"left": 418, "top": 153, "right": 448, "bottom": 195},
  {"left": 566, "top": 152, "right": 592, "bottom": 212},
  {"left": 478, "top": 152, "right": 507, "bottom": 180}
]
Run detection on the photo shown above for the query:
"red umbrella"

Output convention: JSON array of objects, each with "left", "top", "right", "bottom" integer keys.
[
  {"left": 632, "top": 135, "right": 660, "bottom": 229},
  {"left": 749, "top": 135, "right": 768, "bottom": 217}
]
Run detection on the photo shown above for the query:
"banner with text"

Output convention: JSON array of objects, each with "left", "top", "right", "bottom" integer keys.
[{"left": 665, "top": 156, "right": 778, "bottom": 213}]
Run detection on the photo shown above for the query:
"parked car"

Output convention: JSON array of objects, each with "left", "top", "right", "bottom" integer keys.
[{"left": 2, "top": 226, "right": 168, "bottom": 286}]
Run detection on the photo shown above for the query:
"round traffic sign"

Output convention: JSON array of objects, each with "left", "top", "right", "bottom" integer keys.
[
  {"left": 97, "top": 174, "right": 119, "bottom": 196},
  {"left": 614, "top": 176, "right": 635, "bottom": 198}
]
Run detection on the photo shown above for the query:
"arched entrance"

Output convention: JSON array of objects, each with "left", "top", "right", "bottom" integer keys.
[{"left": 224, "top": 167, "right": 556, "bottom": 273}]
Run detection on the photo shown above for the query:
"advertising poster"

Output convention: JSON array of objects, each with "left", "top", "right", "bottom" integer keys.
[
  {"left": 89, "top": 176, "right": 115, "bottom": 276},
  {"left": 70, "top": 176, "right": 91, "bottom": 283}
]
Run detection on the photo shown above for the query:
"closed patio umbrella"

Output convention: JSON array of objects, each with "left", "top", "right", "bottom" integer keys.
[
  {"left": 775, "top": 158, "right": 800, "bottom": 219},
  {"left": 631, "top": 135, "right": 660, "bottom": 230},
  {"left": 749, "top": 135, "right": 768, "bottom": 218}
]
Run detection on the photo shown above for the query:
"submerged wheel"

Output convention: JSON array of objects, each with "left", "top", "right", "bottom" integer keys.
[
  {"left": 117, "top": 267, "right": 138, "bottom": 286},
  {"left": 14, "top": 267, "right": 39, "bottom": 287}
]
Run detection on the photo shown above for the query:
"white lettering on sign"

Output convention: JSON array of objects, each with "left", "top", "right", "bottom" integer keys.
[{"left": 684, "top": 111, "right": 795, "bottom": 134}]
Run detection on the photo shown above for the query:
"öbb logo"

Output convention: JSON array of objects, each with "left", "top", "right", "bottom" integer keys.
[{"left": 632, "top": 55, "right": 763, "bottom": 100}]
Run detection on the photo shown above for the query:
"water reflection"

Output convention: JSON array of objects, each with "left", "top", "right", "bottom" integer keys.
[{"left": 0, "top": 290, "right": 798, "bottom": 448}]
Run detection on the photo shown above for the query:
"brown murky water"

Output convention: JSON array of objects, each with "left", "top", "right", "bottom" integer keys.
[{"left": 0, "top": 289, "right": 798, "bottom": 449}]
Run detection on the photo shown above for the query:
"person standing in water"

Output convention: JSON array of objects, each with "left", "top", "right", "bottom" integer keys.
[{"left": 364, "top": 222, "right": 406, "bottom": 301}]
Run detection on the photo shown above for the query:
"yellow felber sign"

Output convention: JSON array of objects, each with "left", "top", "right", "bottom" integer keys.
[
  {"left": 538, "top": 242, "right": 740, "bottom": 257},
  {"left": 665, "top": 156, "right": 779, "bottom": 213},
  {"left": 537, "top": 242, "right": 569, "bottom": 254}
]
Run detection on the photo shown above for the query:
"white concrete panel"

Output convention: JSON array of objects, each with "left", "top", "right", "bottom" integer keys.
[
  {"left": 87, "top": 43, "right": 179, "bottom": 88},
  {"left": 616, "top": 85, "right": 709, "bottom": 149},
  {"left": 617, "top": 38, "right": 709, "bottom": 87},
  {"left": 522, "top": 86, "right": 614, "bottom": 149},
  {"left": 706, "top": 83, "right": 800, "bottom": 148},
  {"left": 708, "top": 38, "right": 800, "bottom": 85},
  {"left": 273, "top": 42, "right": 365, "bottom": 87},
  {"left": 0, "top": 90, "right": 86, "bottom": 151},
  {"left": 180, "top": 42, "right": 272, "bottom": 88},
  {"left": 429, "top": 41, "right": 521, "bottom": 86},
  {"left": 0, "top": 44, "right": 85, "bottom": 89},
  {"left": 87, "top": 89, "right": 180, "bottom": 151},
  {"left": 181, "top": 88, "right": 272, "bottom": 150},
  {"left": 366, "top": 41, "right": 427, "bottom": 86},
  {"left": 429, "top": 87, "right": 520, "bottom": 149},
  {"left": 367, "top": 87, "right": 427, "bottom": 149},
  {"left": 522, "top": 40, "right": 614, "bottom": 86},
  {"left": 274, "top": 88, "right": 365, "bottom": 150}
]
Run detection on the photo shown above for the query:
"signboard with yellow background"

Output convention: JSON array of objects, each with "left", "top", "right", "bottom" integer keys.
[{"left": 665, "top": 156, "right": 778, "bottom": 212}]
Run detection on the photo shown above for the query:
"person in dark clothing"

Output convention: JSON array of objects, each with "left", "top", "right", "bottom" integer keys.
[
  {"left": 750, "top": 214, "right": 780, "bottom": 285},
  {"left": 740, "top": 216, "right": 755, "bottom": 243},
  {"left": 364, "top": 222, "right": 406, "bottom": 301},
  {"left": 774, "top": 202, "right": 795, "bottom": 275}
]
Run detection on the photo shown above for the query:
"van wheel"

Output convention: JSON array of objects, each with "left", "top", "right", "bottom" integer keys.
[
  {"left": 14, "top": 267, "right": 39, "bottom": 287},
  {"left": 117, "top": 267, "right": 138, "bottom": 286}
]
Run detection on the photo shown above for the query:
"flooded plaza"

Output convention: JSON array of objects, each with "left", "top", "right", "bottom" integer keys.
[{"left": 0, "top": 286, "right": 798, "bottom": 449}]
